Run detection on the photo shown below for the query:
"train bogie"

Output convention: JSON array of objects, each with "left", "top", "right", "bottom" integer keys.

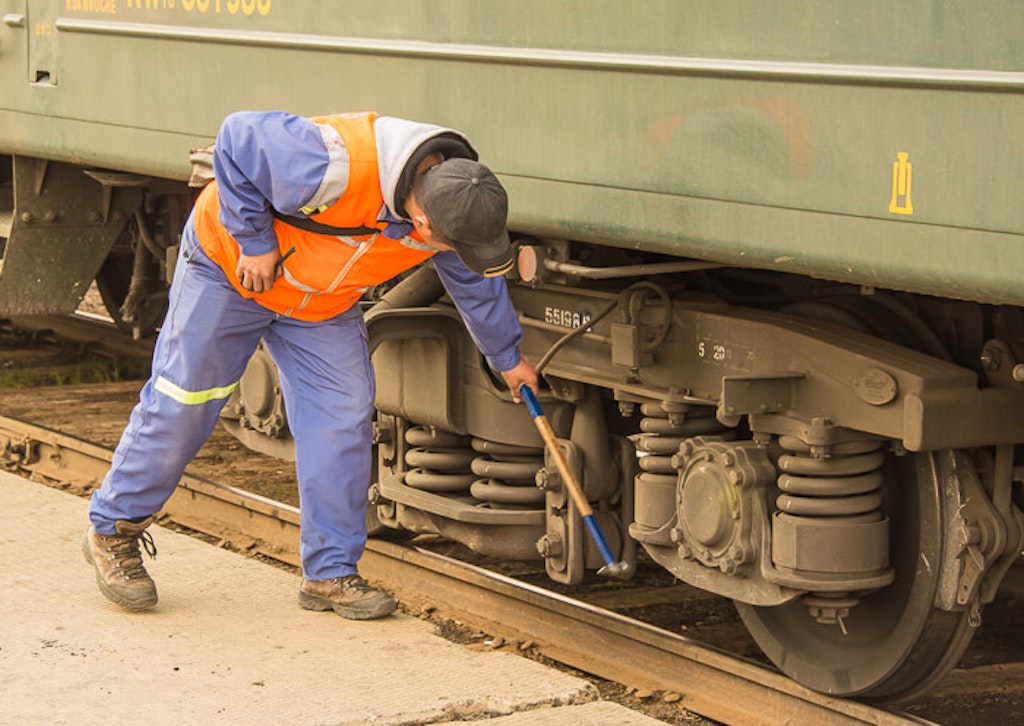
[{"left": 359, "top": 256, "right": 1024, "bottom": 700}]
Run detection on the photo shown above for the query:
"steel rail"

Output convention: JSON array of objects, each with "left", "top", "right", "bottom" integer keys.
[
  {"left": 0, "top": 413, "right": 934, "bottom": 726},
  {"left": 6, "top": 313, "right": 156, "bottom": 361}
]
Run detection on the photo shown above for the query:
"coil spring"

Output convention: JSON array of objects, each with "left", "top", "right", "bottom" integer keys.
[
  {"left": 402, "top": 426, "right": 544, "bottom": 507},
  {"left": 632, "top": 403, "right": 725, "bottom": 534},
  {"left": 469, "top": 438, "right": 545, "bottom": 507},
  {"left": 775, "top": 436, "right": 886, "bottom": 521},
  {"left": 404, "top": 427, "right": 476, "bottom": 492},
  {"left": 636, "top": 403, "right": 725, "bottom": 477}
]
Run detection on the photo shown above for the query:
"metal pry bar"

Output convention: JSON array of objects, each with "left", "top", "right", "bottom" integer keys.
[{"left": 519, "top": 384, "right": 629, "bottom": 578}]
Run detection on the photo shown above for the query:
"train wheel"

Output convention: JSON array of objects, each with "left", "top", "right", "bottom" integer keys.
[
  {"left": 735, "top": 449, "right": 975, "bottom": 703},
  {"left": 94, "top": 249, "right": 167, "bottom": 338}
]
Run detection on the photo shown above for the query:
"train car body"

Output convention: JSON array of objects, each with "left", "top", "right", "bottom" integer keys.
[{"left": 2, "top": 1, "right": 1023, "bottom": 702}]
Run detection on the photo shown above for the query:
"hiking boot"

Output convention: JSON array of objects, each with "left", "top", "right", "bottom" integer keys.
[
  {"left": 82, "top": 517, "right": 158, "bottom": 611},
  {"left": 299, "top": 575, "right": 397, "bottom": 620}
]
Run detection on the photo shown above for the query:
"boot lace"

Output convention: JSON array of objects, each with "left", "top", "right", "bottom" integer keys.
[
  {"left": 105, "top": 531, "right": 157, "bottom": 580},
  {"left": 335, "top": 575, "right": 375, "bottom": 595}
]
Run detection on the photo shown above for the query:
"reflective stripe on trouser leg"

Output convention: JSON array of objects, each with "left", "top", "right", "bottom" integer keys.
[
  {"left": 263, "top": 304, "right": 375, "bottom": 580},
  {"left": 88, "top": 240, "right": 271, "bottom": 534}
]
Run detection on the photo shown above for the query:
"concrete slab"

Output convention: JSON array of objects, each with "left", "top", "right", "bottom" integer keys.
[{"left": 0, "top": 472, "right": 665, "bottom": 725}]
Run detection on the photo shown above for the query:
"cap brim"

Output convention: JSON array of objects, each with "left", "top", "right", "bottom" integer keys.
[{"left": 453, "top": 229, "right": 514, "bottom": 277}]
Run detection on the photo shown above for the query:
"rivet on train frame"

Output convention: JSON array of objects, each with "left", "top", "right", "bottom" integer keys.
[{"left": 888, "top": 152, "right": 913, "bottom": 215}]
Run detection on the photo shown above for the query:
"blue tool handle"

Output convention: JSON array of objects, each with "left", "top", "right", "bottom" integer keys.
[
  {"left": 519, "top": 383, "right": 543, "bottom": 418},
  {"left": 584, "top": 514, "right": 617, "bottom": 567}
]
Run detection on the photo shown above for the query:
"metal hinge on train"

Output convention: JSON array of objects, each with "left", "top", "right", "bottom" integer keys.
[
  {"left": 536, "top": 438, "right": 585, "bottom": 584},
  {"left": 535, "top": 435, "right": 631, "bottom": 585},
  {"left": 934, "top": 449, "right": 1024, "bottom": 615}
]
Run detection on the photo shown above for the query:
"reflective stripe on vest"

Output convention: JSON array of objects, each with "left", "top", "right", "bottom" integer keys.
[
  {"left": 279, "top": 235, "right": 377, "bottom": 294},
  {"left": 155, "top": 375, "right": 239, "bottom": 406},
  {"left": 299, "top": 123, "right": 348, "bottom": 214}
]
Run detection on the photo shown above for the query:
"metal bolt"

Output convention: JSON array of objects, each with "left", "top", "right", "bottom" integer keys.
[
  {"left": 808, "top": 604, "right": 851, "bottom": 633},
  {"left": 20, "top": 212, "right": 34, "bottom": 223},
  {"left": 535, "top": 467, "right": 560, "bottom": 492},
  {"left": 958, "top": 523, "right": 981, "bottom": 547},
  {"left": 372, "top": 421, "right": 393, "bottom": 445},
  {"left": 981, "top": 347, "right": 1001, "bottom": 371},
  {"left": 536, "top": 534, "right": 563, "bottom": 558}
]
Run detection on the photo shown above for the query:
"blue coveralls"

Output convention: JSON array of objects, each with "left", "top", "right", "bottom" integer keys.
[{"left": 88, "top": 112, "right": 522, "bottom": 581}]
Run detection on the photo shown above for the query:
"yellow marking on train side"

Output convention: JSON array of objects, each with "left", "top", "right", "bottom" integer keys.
[{"left": 889, "top": 152, "right": 914, "bottom": 215}]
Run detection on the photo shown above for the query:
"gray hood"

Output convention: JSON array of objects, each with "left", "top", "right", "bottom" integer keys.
[{"left": 375, "top": 116, "right": 477, "bottom": 217}]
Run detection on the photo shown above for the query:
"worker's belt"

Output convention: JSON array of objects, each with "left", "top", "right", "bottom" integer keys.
[{"left": 271, "top": 208, "right": 379, "bottom": 237}]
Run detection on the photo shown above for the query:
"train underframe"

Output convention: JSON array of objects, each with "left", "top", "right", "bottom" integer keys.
[
  {"left": 226, "top": 238, "right": 1024, "bottom": 703},
  {"left": 3, "top": 157, "right": 1024, "bottom": 702}
]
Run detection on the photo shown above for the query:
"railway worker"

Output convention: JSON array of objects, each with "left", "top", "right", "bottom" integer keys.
[{"left": 83, "top": 110, "right": 538, "bottom": 619}]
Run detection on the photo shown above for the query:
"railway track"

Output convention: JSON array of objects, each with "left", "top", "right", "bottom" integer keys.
[
  {"left": 5, "top": 313, "right": 1024, "bottom": 723},
  {"left": 0, "top": 411, "right": 929, "bottom": 726}
]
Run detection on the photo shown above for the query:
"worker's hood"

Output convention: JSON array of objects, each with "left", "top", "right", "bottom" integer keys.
[{"left": 374, "top": 116, "right": 478, "bottom": 219}]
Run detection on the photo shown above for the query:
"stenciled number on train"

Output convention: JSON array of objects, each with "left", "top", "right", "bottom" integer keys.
[
  {"left": 544, "top": 306, "right": 592, "bottom": 330},
  {"left": 117, "top": 0, "right": 273, "bottom": 14}
]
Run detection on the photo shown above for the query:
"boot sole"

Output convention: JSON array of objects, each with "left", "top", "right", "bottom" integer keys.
[
  {"left": 82, "top": 529, "right": 158, "bottom": 611},
  {"left": 298, "top": 589, "right": 396, "bottom": 620}
]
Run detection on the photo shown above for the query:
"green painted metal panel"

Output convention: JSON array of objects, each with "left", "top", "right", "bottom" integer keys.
[{"left": 1, "top": 1, "right": 1022, "bottom": 302}]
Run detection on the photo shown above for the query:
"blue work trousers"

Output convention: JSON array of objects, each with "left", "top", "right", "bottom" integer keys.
[{"left": 88, "top": 238, "right": 376, "bottom": 580}]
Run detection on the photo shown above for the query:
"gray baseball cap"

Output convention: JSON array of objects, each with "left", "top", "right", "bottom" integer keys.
[{"left": 418, "top": 158, "right": 514, "bottom": 277}]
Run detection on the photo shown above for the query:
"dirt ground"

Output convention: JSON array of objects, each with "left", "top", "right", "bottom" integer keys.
[{"left": 0, "top": 378, "right": 301, "bottom": 505}]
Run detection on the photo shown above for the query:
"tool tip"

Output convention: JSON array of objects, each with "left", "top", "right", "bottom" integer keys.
[{"left": 597, "top": 561, "right": 630, "bottom": 579}]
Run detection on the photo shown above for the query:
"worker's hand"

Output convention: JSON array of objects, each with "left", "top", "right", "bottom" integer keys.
[
  {"left": 501, "top": 356, "right": 539, "bottom": 403},
  {"left": 236, "top": 249, "right": 283, "bottom": 293}
]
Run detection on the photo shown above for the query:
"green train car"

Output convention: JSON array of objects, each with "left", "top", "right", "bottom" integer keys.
[{"left": 2, "top": 2, "right": 1022, "bottom": 702}]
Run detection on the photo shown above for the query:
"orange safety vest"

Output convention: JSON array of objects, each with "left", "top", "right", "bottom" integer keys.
[{"left": 193, "top": 112, "right": 436, "bottom": 321}]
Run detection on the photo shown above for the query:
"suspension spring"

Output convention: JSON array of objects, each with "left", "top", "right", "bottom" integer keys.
[
  {"left": 775, "top": 436, "right": 886, "bottom": 519},
  {"left": 632, "top": 403, "right": 725, "bottom": 537},
  {"left": 770, "top": 434, "right": 894, "bottom": 595},
  {"left": 403, "top": 427, "right": 476, "bottom": 492},
  {"left": 469, "top": 438, "right": 545, "bottom": 507},
  {"left": 402, "top": 426, "right": 545, "bottom": 507}
]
